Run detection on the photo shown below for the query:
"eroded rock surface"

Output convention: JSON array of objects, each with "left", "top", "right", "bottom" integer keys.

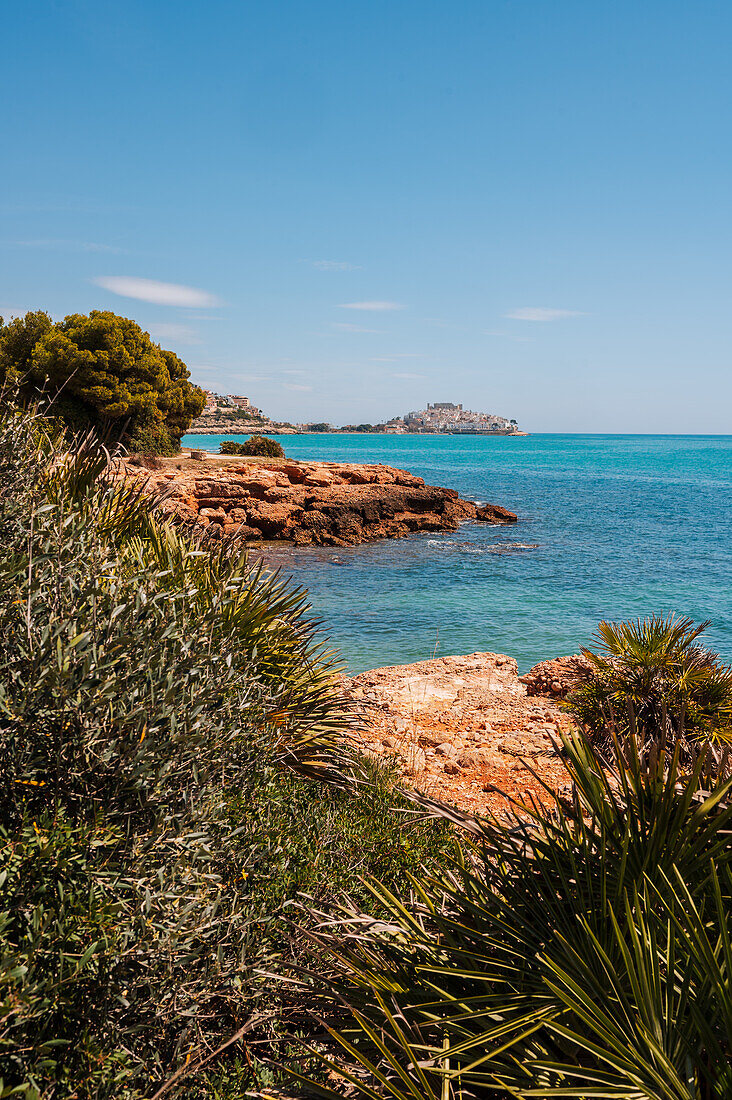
[
  {"left": 123, "top": 459, "right": 517, "bottom": 545},
  {"left": 342, "top": 652, "right": 577, "bottom": 818}
]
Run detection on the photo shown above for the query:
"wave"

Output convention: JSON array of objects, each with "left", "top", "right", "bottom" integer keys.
[{"left": 427, "top": 539, "right": 539, "bottom": 554}]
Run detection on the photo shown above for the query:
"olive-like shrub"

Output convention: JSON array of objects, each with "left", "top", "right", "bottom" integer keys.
[
  {"left": 0, "top": 401, "right": 451, "bottom": 1098},
  {"left": 220, "top": 435, "right": 285, "bottom": 458}
]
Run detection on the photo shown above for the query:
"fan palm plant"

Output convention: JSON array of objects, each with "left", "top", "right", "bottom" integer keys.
[
  {"left": 567, "top": 615, "right": 732, "bottom": 774},
  {"left": 119, "top": 521, "right": 351, "bottom": 768},
  {"left": 288, "top": 725, "right": 732, "bottom": 1099}
]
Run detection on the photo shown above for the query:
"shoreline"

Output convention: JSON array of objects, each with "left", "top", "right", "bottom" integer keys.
[
  {"left": 124, "top": 454, "right": 518, "bottom": 546},
  {"left": 187, "top": 425, "right": 529, "bottom": 437}
]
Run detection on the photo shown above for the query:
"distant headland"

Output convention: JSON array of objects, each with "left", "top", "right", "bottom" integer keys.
[{"left": 189, "top": 392, "right": 527, "bottom": 436}]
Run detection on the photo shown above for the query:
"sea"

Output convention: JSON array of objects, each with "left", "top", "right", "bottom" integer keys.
[{"left": 181, "top": 432, "right": 732, "bottom": 675}]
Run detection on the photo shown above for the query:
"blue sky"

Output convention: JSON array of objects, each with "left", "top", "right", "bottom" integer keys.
[{"left": 2, "top": 0, "right": 732, "bottom": 431}]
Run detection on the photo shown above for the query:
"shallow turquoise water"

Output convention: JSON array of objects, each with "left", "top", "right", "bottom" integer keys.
[{"left": 182, "top": 433, "right": 732, "bottom": 674}]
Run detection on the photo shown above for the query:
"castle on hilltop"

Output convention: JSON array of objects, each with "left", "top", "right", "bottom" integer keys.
[{"left": 383, "top": 403, "right": 519, "bottom": 434}]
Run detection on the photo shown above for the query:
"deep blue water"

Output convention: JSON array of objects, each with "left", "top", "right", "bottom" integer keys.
[{"left": 182, "top": 433, "right": 732, "bottom": 674}]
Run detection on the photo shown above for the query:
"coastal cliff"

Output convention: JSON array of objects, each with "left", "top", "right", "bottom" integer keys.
[
  {"left": 125, "top": 457, "right": 517, "bottom": 545},
  {"left": 187, "top": 415, "right": 277, "bottom": 434}
]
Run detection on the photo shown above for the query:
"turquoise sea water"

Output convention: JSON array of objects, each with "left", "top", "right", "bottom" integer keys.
[{"left": 182, "top": 433, "right": 732, "bottom": 674}]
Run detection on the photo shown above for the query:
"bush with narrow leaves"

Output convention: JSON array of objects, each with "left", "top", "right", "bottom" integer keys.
[{"left": 0, "top": 401, "right": 451, "bottom": 1098}]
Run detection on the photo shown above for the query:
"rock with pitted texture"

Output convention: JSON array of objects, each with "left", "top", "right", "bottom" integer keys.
[
  {"left": 519, "top": 655, "right": 595, "bottom": 698},
  {"left": 341, "top": 651, "right": 577, "bottom": 818}
]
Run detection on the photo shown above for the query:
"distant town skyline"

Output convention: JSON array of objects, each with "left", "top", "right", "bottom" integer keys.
[
  {"left": 3, "top": 2, "right": 732, "bottom": 432},
  {"left": 195, "top": 391, "right": 521, "bottom": 432}
]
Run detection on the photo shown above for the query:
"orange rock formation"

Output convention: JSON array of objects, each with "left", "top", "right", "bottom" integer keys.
[
  {"left": 124, "top": 458, "right": 517, "bottom": 545},
  {"left": 343, "top": 651, "right": 590, "bottom": 818}
]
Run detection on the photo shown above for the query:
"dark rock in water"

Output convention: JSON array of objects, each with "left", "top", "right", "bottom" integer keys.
[{"left": 475, "top": 503, "right": 518, "bottom": 524}]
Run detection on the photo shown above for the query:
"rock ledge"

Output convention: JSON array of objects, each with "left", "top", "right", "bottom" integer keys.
[
  {"left": 123, "top": 458, "right": 517, "bottom": 545},
  {"left": 343, "top": 651, "right": 580, "bottom": 818}
]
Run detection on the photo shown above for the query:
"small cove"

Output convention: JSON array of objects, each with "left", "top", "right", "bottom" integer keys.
[{"left": 182, "top": 432, "right": 732, "bottom": 673}]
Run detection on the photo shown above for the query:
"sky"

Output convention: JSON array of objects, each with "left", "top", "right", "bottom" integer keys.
[{"left": 2, "top": 0, "right": 732, "bottom": 431}]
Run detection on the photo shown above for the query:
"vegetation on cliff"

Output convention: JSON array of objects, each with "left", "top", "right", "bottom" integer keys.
[{"left": 0, "top": 311, "right": 205, "bottom": 455}]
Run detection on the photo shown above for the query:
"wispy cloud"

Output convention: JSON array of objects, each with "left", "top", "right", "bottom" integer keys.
[
  {"left": 505, "top": 307, "right": 585, "bottom": 322},
  {"left": 484, "top": 330, "right": 534, "bottom": 343},
  {"left": 338, "top": 301, "right": 405, "bottom": 311},
  {"left": 284, "top": 382, "right": 312, "bottom": 392},
  {"left": 311, "top": 260, "right": 361, "bottom": 271},
  {"left": 0, "top": 303, "right": 29, "bottom": 320},
  {"left": 370, "top": 353, "right": 422, "bottom": 363},
  {"left": 12, "top": 239, "right": 128, "bottom": 254},
  {"left": 331, "top": 322, "right": 383, "bottom": 333},
  {"left": 93, "top": 276, "right": 220, "bottom": 308},
  {"left": 148, "top": 323, "right": 202, "bottom": 346},
  {"left": 393, "top": 372, "right": 426, "bottom": 380}
]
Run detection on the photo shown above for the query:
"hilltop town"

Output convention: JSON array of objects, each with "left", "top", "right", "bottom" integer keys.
[
  {"left": 188, "top": 392, "right": 278, "bottom": 434},
  {"left": 381, "top": 402, "right": 522, "bottom": 434},
  {"left": 190, "top": 393, "right": 524, "bottom": 435}
]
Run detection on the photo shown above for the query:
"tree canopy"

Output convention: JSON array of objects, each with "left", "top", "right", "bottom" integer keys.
[{"left": 0, "top": 309, "right": 205, "bottom": 454}]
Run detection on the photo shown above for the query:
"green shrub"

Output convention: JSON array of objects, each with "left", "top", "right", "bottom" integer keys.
[
  {"left": 567, "top": 615, "right": 732, "bottom": 765},
  {"left": 219, "top": 435, "right": 285, "bottom": 458},
  {"left": 293, "top": 725, "right": 732, "bottom": 1100},
  {"left": 0, "top": 400, "right": 451, "bottom": 1098},
  {"left": 0, "top": 310, "right": 205, "bottom": 453},
  {"left": 126, "top": 418, "right": 181, "bottom": 456}
]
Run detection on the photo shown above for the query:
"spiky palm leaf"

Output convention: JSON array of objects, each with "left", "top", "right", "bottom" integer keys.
[
  {"left": 567, "top": 615, "right": 732, "bottom": 767},
  {"left": 289, "top": 727, "right": 732, "bottom": 1099},
  {"left": 119, "top": 515, "right": 357, "bottom": 768}
]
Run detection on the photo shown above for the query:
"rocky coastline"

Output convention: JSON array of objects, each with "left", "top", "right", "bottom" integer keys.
[
  {"left": 187, "top": 418, "right": 527, "bottom": 437},
  {"left": 125, "top": 456, "right": 517, "bottom": 546},
  {"left": 344, "top": 652, "right": 593, "bottom": 818}
]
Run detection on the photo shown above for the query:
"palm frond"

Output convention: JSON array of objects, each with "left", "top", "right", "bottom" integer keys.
[{"left": 291, "top": 721, "right": 732, "bottom": 1098}]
